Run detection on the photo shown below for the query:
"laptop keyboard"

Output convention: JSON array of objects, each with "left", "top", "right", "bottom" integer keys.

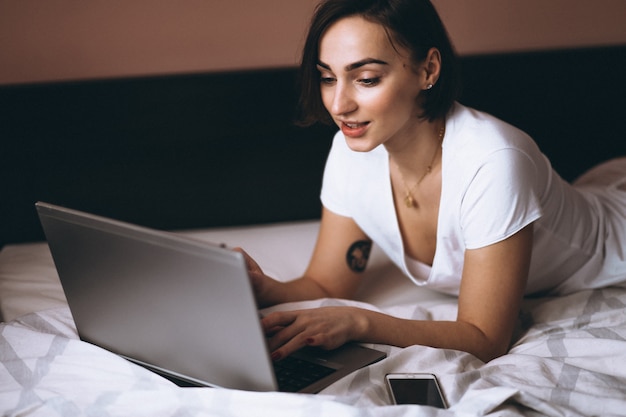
[{"left": 273, "top": 356, "right": 336, "bottom": 392}]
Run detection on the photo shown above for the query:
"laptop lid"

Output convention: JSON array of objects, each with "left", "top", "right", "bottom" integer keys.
[
  {"left": 37, "top": 201, "right": 278, "bottom": 391},
  {"left": 36, "top": 202, "right": 385, "bottom": 393}
]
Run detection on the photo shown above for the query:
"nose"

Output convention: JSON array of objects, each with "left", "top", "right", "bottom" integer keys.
[{"left": 329, "top": 82, "right": 357, "bottom": 117}]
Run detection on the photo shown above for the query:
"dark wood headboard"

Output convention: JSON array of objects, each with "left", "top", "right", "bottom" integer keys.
[{"left": 1, "top": 46, "right": 625, "bottom": 247}]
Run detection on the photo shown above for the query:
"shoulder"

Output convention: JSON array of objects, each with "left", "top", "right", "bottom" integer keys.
[
  {"left": 441, "top": 105, "right": 546, "bottom": 248},
  {"left": 445, "top": 103, "right": 537, "bottom": 154},
  {"left": 443, "top": 103, "right": 547, "bottom": 178}
]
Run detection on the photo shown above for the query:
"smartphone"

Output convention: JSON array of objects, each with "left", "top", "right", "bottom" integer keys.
[{"left": 385, "top": 373, "right": 447, "bottom": 408}]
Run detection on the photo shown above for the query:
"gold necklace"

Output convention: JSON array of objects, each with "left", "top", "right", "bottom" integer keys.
[{"left": 395, "top": 123, "right": 445, "bottom": 209}]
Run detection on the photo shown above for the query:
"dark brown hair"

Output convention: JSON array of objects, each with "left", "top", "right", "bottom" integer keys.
[{"left": 296, "top": 0, "right": 460, "bottom": 125}]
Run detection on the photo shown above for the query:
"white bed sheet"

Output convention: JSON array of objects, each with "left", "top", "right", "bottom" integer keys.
[{"left": 1, "top": 221, "right": 626, "bottom": 416}]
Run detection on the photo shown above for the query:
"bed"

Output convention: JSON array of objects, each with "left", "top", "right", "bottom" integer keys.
[
  {"left": 2, "top": 46, "right": 626, "bottom": 416},
  {"left": 2, "top": 221, "right": 626, "bottom": 416}
]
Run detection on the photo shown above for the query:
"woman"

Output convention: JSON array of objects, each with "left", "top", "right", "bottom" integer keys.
[{"left": 239, "top": 0, "right": 626, "bottom": 363}]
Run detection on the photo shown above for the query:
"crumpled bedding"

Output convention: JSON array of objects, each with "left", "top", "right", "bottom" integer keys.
[
  {"left": 2, "top": 286, "right": 626, "bottom": 417},
  {"left": 1, "top": 222, "right": 626, "bottom": 416}
]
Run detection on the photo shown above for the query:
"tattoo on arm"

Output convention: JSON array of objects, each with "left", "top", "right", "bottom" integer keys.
[{"left": 346, "top": 240, "right": 372, "bottom": 273}]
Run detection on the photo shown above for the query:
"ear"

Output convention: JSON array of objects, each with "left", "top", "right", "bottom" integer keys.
[{"left": 422, "top": 47, "right": 442, "bottom": 90}]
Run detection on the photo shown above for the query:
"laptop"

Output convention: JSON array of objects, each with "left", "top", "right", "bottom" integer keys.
[{"left": 36, "top": 202, "right": 386, "bottom": 393}]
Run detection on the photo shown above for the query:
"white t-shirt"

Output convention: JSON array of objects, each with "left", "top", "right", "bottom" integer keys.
[{"left": 321, "top": 103, "right": 626, "bottom": 295}]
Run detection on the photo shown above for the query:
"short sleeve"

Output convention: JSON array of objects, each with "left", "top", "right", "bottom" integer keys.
[{"left": 460, "top": 149, "right": 543, "bottom": 249}]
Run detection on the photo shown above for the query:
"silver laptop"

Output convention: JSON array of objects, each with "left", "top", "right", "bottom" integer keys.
[{"left": 36, "top": 202, "right": 386, "bottom": 393}]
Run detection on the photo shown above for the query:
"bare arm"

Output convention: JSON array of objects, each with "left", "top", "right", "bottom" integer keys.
[
  {"left": 240, "top": 207, "right": 372, "bottom": 308},
  {"left": 264, "top": 223, "right": 534, "bottom": 362}
]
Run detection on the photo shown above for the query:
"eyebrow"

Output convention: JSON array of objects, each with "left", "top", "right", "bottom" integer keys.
[{"left": 317, "top": 58, "right": 389, "bottom": 72}]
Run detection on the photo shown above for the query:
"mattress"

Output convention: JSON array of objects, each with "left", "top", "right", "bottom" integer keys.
[{"left": 1, "top": 220, "right": 625, "bottom": 416}]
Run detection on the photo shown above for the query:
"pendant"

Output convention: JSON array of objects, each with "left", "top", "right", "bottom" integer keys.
[{"left": 404, "top": 193, "right": 415, "bottom": 208}]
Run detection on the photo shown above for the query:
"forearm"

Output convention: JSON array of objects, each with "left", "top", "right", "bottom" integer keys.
[
  {"left": 257, "top": 276, "right": 336, "bottom": 308},
  {"left": 356, "top": 309, "right": 510, "bottom": 362},
  {"left": 355, "top": 226, "right": 534, "bottom": 362}
]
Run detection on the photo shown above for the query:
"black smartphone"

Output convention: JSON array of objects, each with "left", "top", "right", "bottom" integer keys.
[{"left": 385, "top": 373, "right": 447, "bottom": 408}]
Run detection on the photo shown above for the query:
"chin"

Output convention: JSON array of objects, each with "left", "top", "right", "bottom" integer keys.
[{"left": 344, "top": 137, "right": 379, "bottom": 153}]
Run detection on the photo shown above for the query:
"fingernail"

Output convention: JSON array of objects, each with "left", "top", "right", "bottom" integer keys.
[
  {"left": 305, "top": 338, "right": 315, "bottom": 345},
  {"left": 271, "top": 352, "right": 282, "bottom": 361}
]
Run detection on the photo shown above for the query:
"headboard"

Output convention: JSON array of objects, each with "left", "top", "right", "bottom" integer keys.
[{"left": 1, "top": 45, "right": 625, "bottom": 247}]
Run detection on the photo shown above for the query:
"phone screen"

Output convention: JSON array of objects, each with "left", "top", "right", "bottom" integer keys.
[{"left": 387, "top": 374, "right": 447, "bottom": 408}]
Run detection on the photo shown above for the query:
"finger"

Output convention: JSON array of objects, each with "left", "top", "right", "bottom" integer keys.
[
  {"left": 263, "top": 312, "right": 308, "bottom": 352},
  {"left": 269, "top": 331, "right": 311, "bottom": 361},
  {"left": 264, "top": 325, "right": 286, "bottom": 335},
  {"left": 261, "top": 311, "right": 298, "bottom": 332},
  {"left": 232, "top": 247, "right": 260, "bottom": 271},
  {"left": 301, "top": 331, "right": 343, "bottom": 350},
  {"left": 269, "top": 326, "right": 342, "bottom": 360},
  {"left": 263, "top": 315, "right": 303, "bottom": 350}
]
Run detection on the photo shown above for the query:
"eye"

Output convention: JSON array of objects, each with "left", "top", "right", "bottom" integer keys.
[
  {"left": 357, "top": 77, "right": 381, "bottom": 87},
  {"left": 320, "top": 76, "right": 336, "bottom": 85}
]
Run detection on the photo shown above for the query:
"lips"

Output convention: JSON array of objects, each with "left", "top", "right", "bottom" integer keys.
[{"left": 340, "top": 121, "right": 370, "bottom": 138}]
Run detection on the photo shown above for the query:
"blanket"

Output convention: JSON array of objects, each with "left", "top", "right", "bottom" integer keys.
[{"left": 2, "top": 286, "right": 626, "bottom": 417}]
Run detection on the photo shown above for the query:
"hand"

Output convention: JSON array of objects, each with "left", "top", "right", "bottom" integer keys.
[
  {"left": 262, "top": 306, "right": 367, "bottom": 361},
  {"left": 233, "top": 247, "right": 281, "bottom": 308}
]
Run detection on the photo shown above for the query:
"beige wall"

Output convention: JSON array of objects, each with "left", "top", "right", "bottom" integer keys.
[{"left": 1, "top": 0, "right": 626, "bottom": 85}]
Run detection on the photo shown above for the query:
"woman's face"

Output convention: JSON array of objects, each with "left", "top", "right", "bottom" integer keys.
[{"left": 317, "top": 15, "right": 430, "bottom": 152}]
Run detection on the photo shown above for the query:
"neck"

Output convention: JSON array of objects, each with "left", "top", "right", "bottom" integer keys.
[{"left": 387, "top": 118, "right": 445, "bottom": 183}]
